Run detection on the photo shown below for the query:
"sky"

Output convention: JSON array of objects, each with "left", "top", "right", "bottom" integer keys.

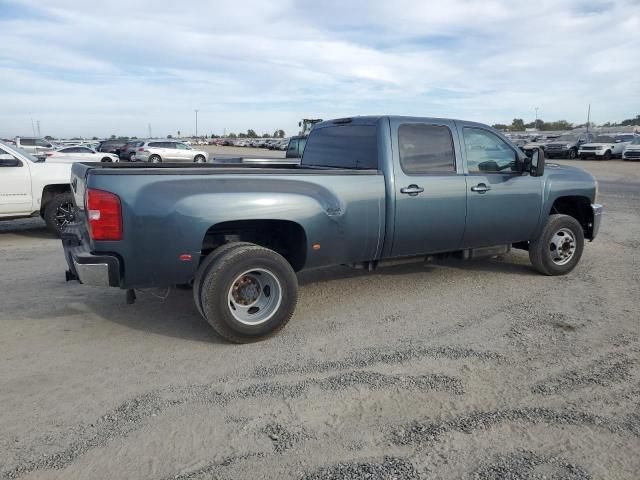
[{"left": 1, "top": 0, "right": 639, "bottom": 138}]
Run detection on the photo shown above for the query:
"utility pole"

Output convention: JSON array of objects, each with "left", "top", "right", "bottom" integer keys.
[
  {"left": 148, "top": 123, "right": 152, "bottom": 138},
  {"left": 36, "top": 120, "right": 41, "bottom": 137},
  {"left": 194, "top": 109, "right": 199, "bottom": 138},
  {"left": 535, "top": 107, "right": 538, "bottom": 130},
  {"left": 586, "top": 104, "right": 591, "bottom": 133},
  {"left": 31, "top": 119, "right": 36, "bottom": 136}
]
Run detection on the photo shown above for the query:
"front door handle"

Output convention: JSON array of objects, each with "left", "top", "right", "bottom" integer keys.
[
  {"left": 400, "top": 184, "right": 424, "bottom": 196},
  {"left": 471, "top": 183, "right": 491, "bottom": 194}
]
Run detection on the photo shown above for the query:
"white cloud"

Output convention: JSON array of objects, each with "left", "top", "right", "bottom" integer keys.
[{"left": 0, "top": 0, "right": 638, "bottom": 137}]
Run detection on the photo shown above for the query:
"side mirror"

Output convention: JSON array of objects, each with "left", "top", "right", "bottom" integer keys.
[
  {"left": 0, "top": 154, "right": 21, "bottom": 167},
  {"left": 530, "top": 148, "right": 545, "bottom": 177}
]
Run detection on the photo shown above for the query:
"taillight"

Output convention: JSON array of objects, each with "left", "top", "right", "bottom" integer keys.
[
  {"left": 86, "top": 189, "right": 122, "bottom": 241},
  {"left": 137, "top": 147, "right": 144, "bottom": 152}
]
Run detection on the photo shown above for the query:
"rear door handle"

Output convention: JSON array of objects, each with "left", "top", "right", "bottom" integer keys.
[
  {"left": 400, "top": 184, "right": 424, "bottom": 196},
  {"left": 471, "top": 183, "right": 491, "bottom": 193}
]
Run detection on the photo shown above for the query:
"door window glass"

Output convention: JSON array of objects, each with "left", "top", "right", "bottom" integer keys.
[
  {"left": 398, "top": 124, "right": 455, "bottom": 174},
  {"left": 463, "top": 128, "right": 517, "bottom": 173},
  {"left": 175, "top": 143, "right": 189, "bottom": 150}
]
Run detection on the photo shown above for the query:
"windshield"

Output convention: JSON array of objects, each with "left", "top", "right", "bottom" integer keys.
[
  {"left": 555, "top": 134, "right": 578, "bottom": 141},
  {"left": 616, "top": 135, "right": 635, "bottom": 142},
  {"left": 0, "top": 140, "right": 40, "bottom": 162},
  {"left": 593, "top": 136, "right": 615, "bottom": 143}
]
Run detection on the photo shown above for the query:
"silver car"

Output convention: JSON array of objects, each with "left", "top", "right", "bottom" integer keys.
[{"left": 135, "top": 140, "right": 209, "bottom": 163}]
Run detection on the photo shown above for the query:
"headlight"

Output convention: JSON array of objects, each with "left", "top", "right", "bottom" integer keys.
[{"left": 597, "top": 146, "right": 604, "bottom": 150}]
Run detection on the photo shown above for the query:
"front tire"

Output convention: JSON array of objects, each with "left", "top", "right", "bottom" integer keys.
[
  {"left": 529, "top": 214, "right": 584, "bottom": 276},
  {"left": 101, "top": 157, "right": 113, "bottom": 162},
  {"left": 43, "top": 192, "right": 76, "bottom": 237},
  {"left": 568, "top": 148, "right": 577, "bottom": 159},
  {"left": 149, "top": 154, "right": 162, "bottom": 163},
  {"left": 194, "top": 154, "right": 206, "bottom": 163},
  {"left": 603, "top": 150, "right": 611, "bottom": 160},
  {"left": 197, "top": 244, "right": 298, "bottom": 343}
]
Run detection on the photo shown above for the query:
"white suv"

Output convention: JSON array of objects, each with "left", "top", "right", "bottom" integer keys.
[
  {"left": 135, "top": 140, "right": 208, "bottom": 163},
  {"left": 15, "top": 137, "right": 56, "bottom": 158}
]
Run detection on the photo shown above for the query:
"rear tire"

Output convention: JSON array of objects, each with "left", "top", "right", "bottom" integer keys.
[
  {"left": 194, "top": 154, "right": 206, "bottom": 163},
  {"left": 149, "top": 155, "right": 161, "bottom": 163},
  {"left": 129, "top": 152, "right": 136, "bottom": 161},
  {"left": 197, "top": 244, "right": 298, "bottom": 343},
  {"left": 193, "top": 242, "right": 254, "bottom": 318},
  {"left": 43, "top": 192, "right": 76, "bottom": 237},
  {"left": 529, "top": 214, "right": 584, "bottom": 276}
]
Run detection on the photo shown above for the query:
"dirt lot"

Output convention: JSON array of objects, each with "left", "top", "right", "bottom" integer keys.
[{"left": 0, "top": 160, "right": 638, "bottom": 480}]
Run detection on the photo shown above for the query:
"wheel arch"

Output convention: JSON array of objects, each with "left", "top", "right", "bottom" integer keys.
[
  {"left": 40, "top": 184, "right": 71, "bottom": 216},
  {"left": 549, "top": 195, "right": 595, "bottom": 239},
  {"left": 201, "top": 219, "right": 308, "bottom": 271}
]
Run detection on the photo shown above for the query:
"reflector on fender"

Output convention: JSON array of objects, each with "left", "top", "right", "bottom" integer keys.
[{"left": 86, "top": 189, "right": 122, "bottom": 241}]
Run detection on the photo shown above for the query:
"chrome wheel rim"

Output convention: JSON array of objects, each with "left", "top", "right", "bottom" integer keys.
[
  {"left": 151, "top": 156, "right": 160, "bottom": 163},
  {"left": 194, "top": 156, "right": 205, "bottom": 163},
  {"left": 227, "top": 268, "right": 282, "bottom": 325},
  {"left": 55, "top": 202, "right": 76, "bottom": 227},
  {"left": 549, "top": 228, "right": 576, "bottom": 265}
]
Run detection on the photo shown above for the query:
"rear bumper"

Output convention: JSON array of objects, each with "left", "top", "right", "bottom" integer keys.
[
  {"left": 591, "top": 204, "right": 603, "bottom": 241},
  {"left": 62, "top": 228, "right": 121, "bottom": 287}
]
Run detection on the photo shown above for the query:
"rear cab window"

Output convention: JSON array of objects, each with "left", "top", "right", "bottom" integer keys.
[
  {"left": 398, "top": 123, "right": 456, "bottom": 174},
  {"left": 301, "top": 124, "right": 378, "bottom": 169}
]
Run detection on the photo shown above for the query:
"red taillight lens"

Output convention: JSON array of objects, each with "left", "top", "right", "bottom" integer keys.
[
  {"left": 137, "top": 147, "right": 144, "bottom": 152},
  {"left": 86, "top": 189, "right": 122, "bottom": 241}
]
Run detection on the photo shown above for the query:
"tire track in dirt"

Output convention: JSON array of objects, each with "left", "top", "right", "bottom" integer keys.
[{"left": 2, "top": 370, "right": 463, "bottom": 479}]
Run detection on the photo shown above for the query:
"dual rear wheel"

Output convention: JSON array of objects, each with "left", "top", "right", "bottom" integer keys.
[{"left": 193, "top": 243, "right": 298, "bottom": 343}]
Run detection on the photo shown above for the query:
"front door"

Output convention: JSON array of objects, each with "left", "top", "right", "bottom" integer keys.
[
  {"left": 0, "top": 147, "right": 33, "bottom": 214},
  {"left": 459, "top": 124, "right": 542, "bottom": 247},
  {"left": 391, "top": 119, "right": 467, "bottom": 257}
]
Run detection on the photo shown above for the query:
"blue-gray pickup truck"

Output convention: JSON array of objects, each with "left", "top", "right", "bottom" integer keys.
[{"left": 62, "top": 116, "right": 602, "bottom": 343}]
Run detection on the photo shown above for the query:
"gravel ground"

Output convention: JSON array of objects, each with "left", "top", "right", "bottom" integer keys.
[{"left": 0, "top": 159, "right": 638, "bottom": 479}]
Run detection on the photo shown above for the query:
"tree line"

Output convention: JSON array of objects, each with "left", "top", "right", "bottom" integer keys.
[{"left": 493, "top": 114, "right": 639, "bottom": 132}]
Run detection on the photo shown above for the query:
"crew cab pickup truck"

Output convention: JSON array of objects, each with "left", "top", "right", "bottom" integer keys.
[
  {"left": 1, "top": 141, "right": 77, "bottom": 235},
  {"left": 61, "top": 116, "right": 602, "bottom": 343}
]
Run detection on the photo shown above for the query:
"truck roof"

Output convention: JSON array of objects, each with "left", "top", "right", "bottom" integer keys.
[{"left": 313, "top": 115, "right": 485, "bottom": 130}]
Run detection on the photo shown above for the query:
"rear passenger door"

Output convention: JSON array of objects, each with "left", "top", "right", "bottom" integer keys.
[{"left": 390, "top": 119, "right": 467, "bottom": 257}]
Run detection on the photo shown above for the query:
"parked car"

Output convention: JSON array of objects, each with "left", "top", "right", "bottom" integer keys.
[
  {"left": 544, "top": 133, "right": 597, "bottom": 159},
  {"left": 14, "top": 137, "right": 56, "bottom": 158},
  {"left": 61, "top": 115, "right": 601, "bottom": 343},
  {"left": 622, "top": 136, "right": 640, "bottom": 161},
  {"left": 578, "top": 134, "right": 635, "bottom": 160},
  {"left": 119, "top": 141, "right": 145, "bottom": 161},
  {"left": 0, "top": 141, "right": 76, "bottom": 235},
  {"left": 134, "top": 140, "right": 208, "bottom": 163},
  {"left": 46, "top": 146, "right": 119, "bottom": 163},
  {"left": 285, "top": 135, "right": 307, "bottom": 158},
  {"left": 97, "top": 139, "right": 128, "bottom": 155}
]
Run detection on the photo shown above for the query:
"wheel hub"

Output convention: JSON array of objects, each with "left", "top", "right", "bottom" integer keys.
[
  {"left": 549, "top": 228, "right": 576, "bottom": 265},
  {"left": 232, "top": 276, "right": 261, "bottom": 305}
]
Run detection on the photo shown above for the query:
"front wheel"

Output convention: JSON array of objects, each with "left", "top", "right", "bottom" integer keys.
[
  {"left": 197, "top": 244, "right": 298, "bottom": 343},
  {"left": 568, "top": 148, "right": 577, "bottom": 159},
  {"left": 529, "top": 214, "right": 585, "bottom": 275},
  {"left": 194, "top": 154, "right": 206, "bottom": 163},
  {"left": 43, "top": 192, "right": 76, "bottom": 237},
  {"left": 603, "top": 150, "right": 611, "bottom": 160},
  {"left": 101, "top": 157, "right": 113, "bottom": 162},
  {"left": 149, "top": 155, "right": 161, "bottom": 163}
]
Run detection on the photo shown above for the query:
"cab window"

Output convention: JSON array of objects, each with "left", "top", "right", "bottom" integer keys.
[
  {"left": 463, "top": 128, "right": 517, "bottom": 173},
  {"left": 398, "top": 123, "right": 456, "bottom": 174}
]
